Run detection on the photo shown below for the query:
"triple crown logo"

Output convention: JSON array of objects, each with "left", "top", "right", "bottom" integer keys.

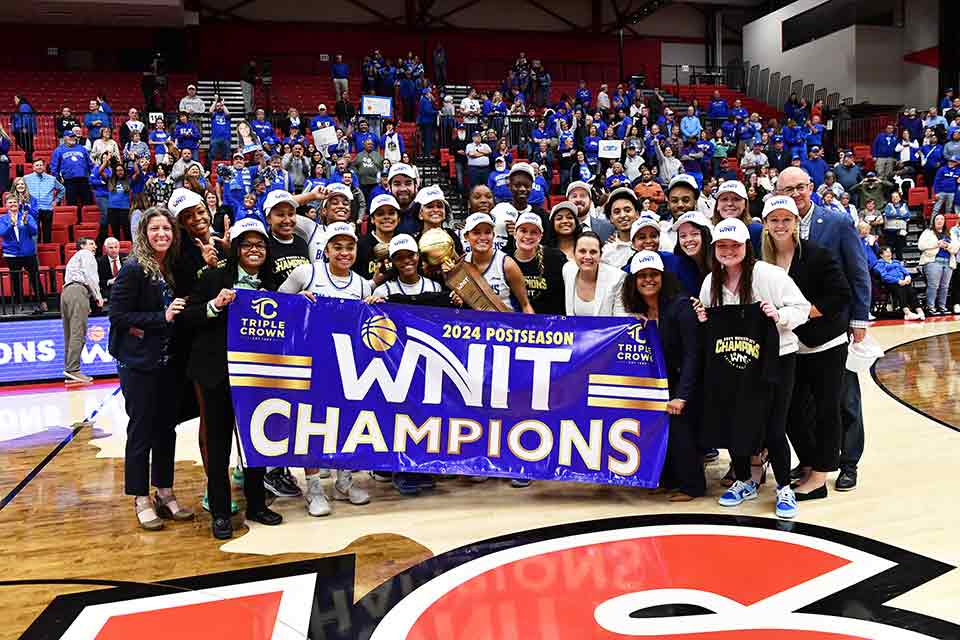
[
  {"left": 626, "top": 322, "right": 647, "bottom": 343},
  {"left": 251, "top": 297, "right": 278, "bottom": 319}
]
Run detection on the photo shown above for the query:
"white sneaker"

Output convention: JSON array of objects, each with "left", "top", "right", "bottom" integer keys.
[
  {"left": 954, "top": 304, "right": 960, "bottom": 314},
  {"left": 903, "top": 310, "right": 916, "bottom": 321},
  {"left": 305, "top": 478, "right": 331, "bottom": 517},
  {"left": 915, "top": 309, "right": 925, "bottom": 321},
  {"left": 334, "top": 470, "right": 370, "bottom": 505}
]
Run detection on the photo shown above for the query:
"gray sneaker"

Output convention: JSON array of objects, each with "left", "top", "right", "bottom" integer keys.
[
  {"left": 64, "top": 370, "right": 93, "bottom": 384},
  {"left": 305, "top": 478, "right": 331, "bottom": 517},
  {"left": 334, "top": 470, "right": 370, "bottom": 505}
]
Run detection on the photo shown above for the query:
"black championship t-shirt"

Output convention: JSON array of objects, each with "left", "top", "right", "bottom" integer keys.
[
  {"left": 508, "top": 245, "right": 567, "bottom": 315},
  {"left": 356, "top": 232, "right": 392, "bottom": 280},
  {"left": 700, "top": 302, "right": 780, "bottom": 456},
  {"left": 269, "top": 234, "right": 310, "bottom": 285}
]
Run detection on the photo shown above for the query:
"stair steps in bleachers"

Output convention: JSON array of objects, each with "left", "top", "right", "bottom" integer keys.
[
  {"left": 415, "top": 154, "right": 466, "bottom": 221},
  {"left": 195, "top": 80, "right": 245, "bottom": 150}
]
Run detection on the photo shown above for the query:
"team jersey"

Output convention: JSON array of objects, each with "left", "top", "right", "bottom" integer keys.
[
  {"left": 279, "top": 262, "right": 372, "bottom": 300},
  {"left": 465, "top": 250, "right": 516, "bottom": 311},
  {"left": 373, "top": 276, "right": 442, "bottom": 298},
  {"left": 293, "top": 215, "right": 329, "bottom": 263}
]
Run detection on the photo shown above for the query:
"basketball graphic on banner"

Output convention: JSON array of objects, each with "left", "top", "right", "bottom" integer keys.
[{"left": 362, "top": 315, "right": 398, "bottom": 352}]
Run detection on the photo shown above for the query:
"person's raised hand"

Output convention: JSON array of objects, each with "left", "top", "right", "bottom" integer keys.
[
  {"left": 194, "top": 236, "right": 219, "bottom": 267},
  {"left": 299, "top": 291, "right": 317, "bottom": 303}
]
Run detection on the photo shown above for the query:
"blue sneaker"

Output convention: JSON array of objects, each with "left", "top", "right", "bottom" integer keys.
[
  {"left": 718, "top": 480, "right": 758, "bottom": 506},
  {"left": 775, "top": 485, "right": 798, "bottom": 519},
  {"left": 393, "top": 474, "right": 422, "bottom": 496}
]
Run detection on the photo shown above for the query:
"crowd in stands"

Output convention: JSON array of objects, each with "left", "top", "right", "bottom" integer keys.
[{"left": 1, "top": 55, "right": 959, "bottom": 540}]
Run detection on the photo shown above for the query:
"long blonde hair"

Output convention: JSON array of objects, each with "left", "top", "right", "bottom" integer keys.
[
  {"left": 132, "top": 207, "right": 180, "bottom": 286},
  {"left": 12, "top": 177, "right": 31, "bottom": 204},
  {"left": 760, "top": 224, "right": 801, "bottom": 265}
]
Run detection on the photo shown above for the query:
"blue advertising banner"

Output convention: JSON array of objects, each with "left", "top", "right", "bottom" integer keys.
[
  {"left": 227, "top": 290, "right": 670, "bottom": 487},
  {"left": 0, "top": 316, "right": 115, "bottom": 383}
]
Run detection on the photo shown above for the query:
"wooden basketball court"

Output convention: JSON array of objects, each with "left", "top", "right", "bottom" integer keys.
[{"left": 2, "top": 321, "right": 959, "bottom": 639}]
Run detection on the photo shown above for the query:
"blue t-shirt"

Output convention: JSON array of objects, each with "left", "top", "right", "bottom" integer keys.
[
  {"left": 148, "top": 130, "right": 169, "bottom": 155},
  {"left": 210, "top": 111, "right": 232, "bottom": 140},
  {"left": 107, "top": 180, "right": 130, "bottom": 209}
]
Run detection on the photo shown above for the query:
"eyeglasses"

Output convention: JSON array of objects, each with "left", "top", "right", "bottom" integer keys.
[
  {"left": 239, "top": 242, "right": 266, "bottom": 250},
  {"left": 777, "top": 183, "right": 810, "bottom": 196}
]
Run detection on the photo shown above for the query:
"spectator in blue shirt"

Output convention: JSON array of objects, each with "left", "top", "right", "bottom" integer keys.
[
  {"left": 174, "top": 111, "right": 201, "bottom": 155},
  {"left": 731, "top": 99, "right": 748, "bottom": 121},
  {"left": 84, "top": 98, "right": 110, "bottom": 141},
  {"left": 309, "top": 104, "right": 336, "bottom": 134},
  {"left": 417, "top": 89, "right": 438, "bottom": 158},
  {"left": 487, "top": 157, "right": 511, "bottom": 202},
  {"left": 680, "top": 106, "right": 702, "bottom": 140},
  {"left": 332, "top": 54, "right": 350, "bottom": 101},
  {"left": 707, "top": 90, "right": 729, "bottom": 125},
  {"left": 575, "top": 81, "right": 592, "bottom": 110},
  {"left": 50, "top": 130, "right": 94, "bottom": 207},
  {"left": 12, "top": 95, "right": 36, "bottom": 161},
  {"left": 23, "top": 159, "right": 64, "bottom": 243},
  {"left": 352, "top": 119, "right": 378, "bottom": 153},
  {"left": 872, "top": 124, "right": 899, "bottom": 179},
  {"left": 209, "top": 98, "right": 233, "bottom": 162}
]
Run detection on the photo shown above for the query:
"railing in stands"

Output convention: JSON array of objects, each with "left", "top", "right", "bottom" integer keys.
[
  {"left": 834, "top": 115, "right": 897, "bottom": 151},
  {"left": 0, "top": 268, "right": 55, "bottom": 317},
  {"left": 659, "top": 64, "right": 747, "bottom": 92}
]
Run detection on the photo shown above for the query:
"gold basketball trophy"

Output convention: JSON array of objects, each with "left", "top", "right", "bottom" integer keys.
[
  {"left": 370, "top": 241, "right": 390, "bottom": 277},
  {"left": 418, "top": 228, "right": 511, "bottom": 312}
]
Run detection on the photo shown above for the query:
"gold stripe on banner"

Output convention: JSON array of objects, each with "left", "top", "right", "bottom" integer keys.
[
  {"left": 588, "top": 374, "right": 669, "bottom": 389},
  {"left": 229, "top": 376, "right": 311, "bottom": 391},
  {"left": 587, "top": 396, "right": 668, "bottom": 411},
  {"left": 227, "top": 351, "right": 313, "bottom": 366}
]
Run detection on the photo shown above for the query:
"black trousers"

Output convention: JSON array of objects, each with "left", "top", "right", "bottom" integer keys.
[
  {"left": 884, "top": 231, "right": 906, "bottom": 261},
  {"left": 887, "top": 283, "right": 919, "bottom": 310},
  {"left": 787, "top": 344, "right": 846, "bottom": 473},
  {"left": 64, "top": 177, "right": 91, "bottom": 207},
  {"left": 105, "top": 208, "right": 129, "bottom": 242},
  {"left": 37, "top": 209, "right": 53, "bottom": 244},
  {"left": 14, "top": 130, "right": 33, "bottom": 161},
  {"left": 660, "top": 412, "right": 706, "bottom": 497},
  {"left": 119, "top": 364, "right": 180, "bottom": 496},
  {"left": 5, "top": 255, "right": 44, "bottom": 303},
  {"left": 200, "top": 380, "right": 266, "bottom": 518},
  {"left": 733, "top": 353, "right": 795, "bottom": 487}
]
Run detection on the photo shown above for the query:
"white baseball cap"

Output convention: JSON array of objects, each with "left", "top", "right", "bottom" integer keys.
[
  {"left": 671, "top": 210, "right": 712, "bottom": 232},
  {"left": 414, "top": 184, "right": 448, "bottom": 207},
  {"left": 463, "top": 212, "right": 495, "bottom": 233},
  {"left": 230, "top": 217, "right": 269, "bottom": 242},
  {"left": 167, "top": 188, "right": 204, "bottom": 217},
  {"left": 712, "top": 218, "right": 750, "bottom": 244},
  {"left": 318, "top": 103, "right": 327, "bottom": 110},
  {"left": 263, "top": 190, "right": 299, "bottom": 216},
  {"left": 604, "top": 186, "right": 640, "bottom": 218},
  {"left": 388, "top": 233, "right": 418, "bottom": 257},
  {"left": 508, "top": 162, "right": 536, "bottom": 181},
  {"left": 388, "top": 163, "right": 418, "bottom": 182},
  {"left": 565, "top": 180, "right": 592, "bottom": 198},
  {"left": 494, "top": 155, "right": 507, "bottom": 165},
  {"left": 761, "top": 194, "right": 800, "bottom": 218},
  {"left": 369, "top": 194, "right": 401, "bottom": 216},
  {"left": 325, "top": 182, "right": 354, "bottom": 202},
  {"left": 716, "top": 180, "right": 748, "bottom": 200},
  {"left": 550, "top": 200, "right": 578, "bottom": 218},
  {"left": 491, "top": 202, "right": 519, "bottom": 237},
  {"left": 630, "top": 215, "right": 661, "bottom": 239},
  {"left": 667, "top": 173, "right": 700, "bottom": 195},
  {"left": 324, "top": 221, "right": 357, "bottom": 243},
  {"left": 629, "top": 250, "right": 665, "bottom": 274},
  {"left": 515, "top": 212, "right": 543, "bottom": 231}
]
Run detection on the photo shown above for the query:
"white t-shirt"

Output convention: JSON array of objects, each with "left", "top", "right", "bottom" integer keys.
[
  {"left": 460, "top": 97, "right": 480, "bottom": 123},
  {"left": 466, "top": 143, "right": 491, "bottom": 167}
]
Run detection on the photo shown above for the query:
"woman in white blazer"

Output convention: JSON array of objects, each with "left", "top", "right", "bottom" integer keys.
[{"left": 563, "top": 231, "right": 625, "bottom": 316}]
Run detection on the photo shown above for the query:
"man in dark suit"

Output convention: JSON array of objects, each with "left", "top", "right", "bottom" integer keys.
[
  {"left": 776, "top": 167, "right": 871, "bottom": 492},
  {"left": 97, "top": 237, "right": 126, "bottom": 301}
]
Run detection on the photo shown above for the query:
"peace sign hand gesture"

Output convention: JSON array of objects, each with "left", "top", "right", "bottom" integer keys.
[{"left": 194, "top": 236, "right": 220, "bottom": 267}]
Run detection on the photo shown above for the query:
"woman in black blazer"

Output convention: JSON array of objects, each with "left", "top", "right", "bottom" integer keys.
[
  {"left": 109, "top": 207, "right": 193, "bottom": 531},
  {"left": 182, "top": 218, "right": 283, "bottom": 540},
  {"left": 617, "top": 250, "right": 705, "bottom": 501},
  {"left": 761, "top": 196, "right": 852, "bottom": 501}
]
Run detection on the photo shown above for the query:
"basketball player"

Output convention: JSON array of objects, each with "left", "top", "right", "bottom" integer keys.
[{"left": 279, "top": 221, "right": 373, "bottom": 516}]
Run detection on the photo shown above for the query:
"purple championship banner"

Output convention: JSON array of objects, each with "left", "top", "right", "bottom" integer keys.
[
  {"left": 227, "top": 290, "right": 669, "bottom": 486},
  {"left": 0, "top": 316, "right": 115, "bottom": 383}
]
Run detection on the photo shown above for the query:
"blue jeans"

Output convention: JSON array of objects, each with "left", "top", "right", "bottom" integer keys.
[
  {"left": 419, "top": 123, "right": 436, "bottom": 157},
  {"left": 923, "top": 259, "right": 953, "bottom": 308},
  {"left": 96, "top": 196, "right": 109, "bottom": 225},
  {"left": 209, "top": 138, "right": 230, "bottom": 162},
  {"left": 932, "top": 192, "right": 956, "bottom": 216}
]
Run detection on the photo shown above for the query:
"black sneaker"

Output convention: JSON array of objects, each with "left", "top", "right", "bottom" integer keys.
[
  {"left": 702, "top": 448, "right": 719, "bottom": 463},
  {"left": 835, "top": 468, "right": 858, "bottom": 491},
  {"left": 264, "top": 467, "right": 302, "bottom": 497}
]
